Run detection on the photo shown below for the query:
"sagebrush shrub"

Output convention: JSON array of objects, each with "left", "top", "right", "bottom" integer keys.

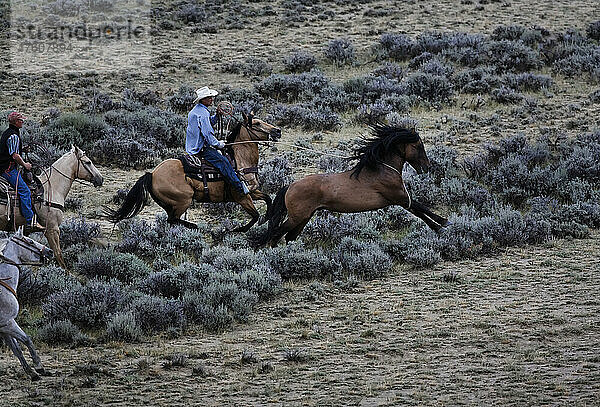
[
  {"left": 483, "top": 40, "right": 542, "bottom": 73},
  {"left": 419, "top": 58, "right": 454, "bottom": 77},
  {"left": 74, "top": 249, "right": 151, "bottom": 283},
  {"left": 343, "top": 75, "right": 405, "bottom": 104},
  {"left": 128, "top": 295, "right": 186, "bottom": 334},
  {"left": 264, "top": 242, "right": 340, "bottom": 280},
  {"left": 167, "top": 85, "right": 196, "bottom": 114},
  {"left": 587, "top": 21, "right": 600, "bottom": 41},
  {"left": 59, "top": 217, "right": 101, "bottom": 248},
  {"left": 374, "top": 33, "right": 414, "bottom": 61},
  {"left": 91, "top": 131, "right": 158, "bottom": 169},
  {"left": 256, "top": 71, "right": 330, "bottom": 103},
  {"left": 46, "top": 112, "right": 107, "bottom": 149},
  {"left": 259, "top": 155, "right": 294, "bottom": 194},
  {"left": 454, "top": 67, "right": 500, "bottom": 94},
  {"left": 404, "top": 72, "right": 455, "bottom": 104},
  {"left": 37, "top": 319, "right": 88, "bottom": 346},
  {"left": 105, "top": 312, "right": 143, "bottom": 342},
  {"left": 283, "top": 50, "right": 318, "bottom": 72},
  {"left": 324, "top": 38, "right": 356, "bottom": 66},
  {"left": 371, "top": 62, "right": 404, "bottom": 80},
  {"left": 334, "top": 238, "right": 392, "bottom": 279},
  {"left": 268, "top": 104, "right": 340, "bottom": 131},
  {"left": 18, "top": 266, "right": 82, "bottom": 306},
  {"left": 43, "top": 279, "right": 130, "bottom": 329},
  {"left": 491, "top": 87, "right": 524, "bottom": 104}
]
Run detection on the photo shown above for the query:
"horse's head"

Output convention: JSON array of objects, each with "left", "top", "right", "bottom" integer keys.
[
  {"left": 4, "top": 227, "right": 54, "bottom": 265},
  {"left": 403, "top": 138, "right": 430, "bottom": 174},
  {"left": 72, "top": 146, "right": 104, "bottom": 187},
  {"left": 242, "top": 112, "right": 281, "bottom": 141}
]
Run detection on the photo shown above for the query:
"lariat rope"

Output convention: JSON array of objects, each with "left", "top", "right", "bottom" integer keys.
[{"left": 226, "top": 140, "right": 353, "bottom": 159}]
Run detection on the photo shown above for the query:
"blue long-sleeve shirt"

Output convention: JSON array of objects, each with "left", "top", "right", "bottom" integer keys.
[{"left": 186, "top": 104, "right": 219, "bottom": 155}]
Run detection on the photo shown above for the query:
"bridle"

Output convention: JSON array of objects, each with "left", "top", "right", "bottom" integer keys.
[
  {"left": 228, "top": 123, "right": 275, "bottom": 177},
  {"left": 0, "top": 235, "right": 48, "bottom": 267},
  {"left": 0, "top": 235, "right": 47, "bottom": 299},
  {"left": 48, "top": 151, "right": 96, "bottom": 186}
]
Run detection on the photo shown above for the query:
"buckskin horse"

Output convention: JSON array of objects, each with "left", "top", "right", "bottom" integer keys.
[
  {"left": 258, "top": 124, "right": 448, "bottom": 246},
  {"left": 0, "top": 146, "right": 103, "bottom": 268},
  {"left": 106, "top": 113, "right": 281, "bottom": 231}
]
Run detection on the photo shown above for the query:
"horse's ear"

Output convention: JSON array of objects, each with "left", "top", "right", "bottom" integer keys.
[{"left": 248, "top": 111, "right": 254, "bottom": 127}]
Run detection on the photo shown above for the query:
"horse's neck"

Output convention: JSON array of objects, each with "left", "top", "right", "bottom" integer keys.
[
  {"left": 0, "top": 243, "right": 20, "bottom": 283},
  {"left": 232, "top": 131, "right": 259, "bottom": 168},
  {"left": 384, "top": 152, "right": 405, "bottom": 172},
  {"left": 41, "top": 153, "right": 76, "bottom": 202}
]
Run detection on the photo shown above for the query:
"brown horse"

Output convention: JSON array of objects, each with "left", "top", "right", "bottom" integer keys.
[
  {"left": 106, "top": 113, "right": 281, "bottom": 231},
  {"left": 258, "top": 125, "right": 448, "bottom": 246}
]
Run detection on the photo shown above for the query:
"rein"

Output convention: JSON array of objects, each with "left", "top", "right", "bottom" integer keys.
[{"left": 0, "top": 278, "right": 17, "bottom": 298}]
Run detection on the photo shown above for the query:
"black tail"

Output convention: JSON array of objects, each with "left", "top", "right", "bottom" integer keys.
[
  {"left": 104, "top": 173, "right": 153, "bottom": 223},
  {"left": 255, "top": 186, "right": 289, "bottom": 246}
]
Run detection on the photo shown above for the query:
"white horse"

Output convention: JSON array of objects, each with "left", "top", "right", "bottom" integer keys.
[
  {"left": 0, "top": 145, "right": 103, "bottom": 268},
  {"left": 0, "top": 227, "right": 53, "bottom": 380}
]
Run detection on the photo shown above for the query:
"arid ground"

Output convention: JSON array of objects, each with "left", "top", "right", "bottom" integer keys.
[{"left": 1, "top": 0, "right": 600, "bottom": 405}]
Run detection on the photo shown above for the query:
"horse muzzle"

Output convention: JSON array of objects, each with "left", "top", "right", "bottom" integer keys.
[
  {"left": 93, "top": 175, "right": 104, "bottom": 187},
  {"left": 270, "top": 128, "right": 282, "bottom": 141},
  {"left": 42, "top": 247, "right": 54, "bottom": 263}
]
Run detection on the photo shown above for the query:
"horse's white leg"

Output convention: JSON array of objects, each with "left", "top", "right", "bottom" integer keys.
[
  {"left": 2, "top": 333, "right": 40, "bottom": 381},
  {"left": 45, "top": 227, "right": 65, "bottom": 268},
  {"left": 5, "top": 320, "right": 44, "bottom": 374}
]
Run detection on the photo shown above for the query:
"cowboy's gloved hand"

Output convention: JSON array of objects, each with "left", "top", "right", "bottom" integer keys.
[{"left": 217, "top": 140, "right": 226, "bottom": 149}]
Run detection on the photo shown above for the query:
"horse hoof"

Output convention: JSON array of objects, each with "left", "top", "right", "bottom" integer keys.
[
  {"left": 36, "top": 367, "right": 48, "bottom": 376},
  {"left": 31, "top": 373, "right": 41, "bottom": 381}
]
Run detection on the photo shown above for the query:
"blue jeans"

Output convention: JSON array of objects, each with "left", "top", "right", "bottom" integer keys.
[
  {"left": 200, "top": 147, "right": 248, "bottom": 194},
  {"left": 2, "top": 168, "right": 34, "bottom": 222}
]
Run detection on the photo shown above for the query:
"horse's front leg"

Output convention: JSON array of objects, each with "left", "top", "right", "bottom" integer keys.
[
  {"left": 8, "top": 320, "right": 46, "bottom": 375},
  {"left": 250, "top": 189, "right": 272, "bottom": 225},
  {"left": 45, "top": 227, "right": 66, "bottom": 268},
  {"left": 235, "top": 195, "right": 260, "bottom": 233},
  {"left": 3, "top": 334, "right": 40, "bottom": 381},
  {"left": 407, "top": 200, "right": 449, "bottom": 232}
]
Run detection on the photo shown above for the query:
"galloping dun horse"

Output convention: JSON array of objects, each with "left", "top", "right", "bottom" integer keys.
[
  {"left": 106, "top": 113, "right": 281, "bottom": 232},
  {"left": 259, "top": 125, "right": 449, "bottom": 246},
  {"left": 0, "top": 228, "right": 53, "bottom": 380},
  {"left": 0, "top": 146, "right": 103, "bottom": 268}
]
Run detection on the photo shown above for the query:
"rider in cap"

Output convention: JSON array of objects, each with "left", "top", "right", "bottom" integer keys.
[
  {"left": 0, "top": 112, "right": 45, "bottom": 233},
  {"left": 186, "top": 86, "right": 250, "bottom": 196}
]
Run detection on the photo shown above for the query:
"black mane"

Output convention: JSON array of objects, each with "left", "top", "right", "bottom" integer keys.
[
  {"left": 226, "top": 121, "right": 243, "bottom": 143},
  {"left": 349, "top": 124, "right": 420, "bottom": 178}
]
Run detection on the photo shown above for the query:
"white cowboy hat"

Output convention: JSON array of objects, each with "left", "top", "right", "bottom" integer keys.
[{"left": 193, "top": 86, "right": 218, "bottom": 103}]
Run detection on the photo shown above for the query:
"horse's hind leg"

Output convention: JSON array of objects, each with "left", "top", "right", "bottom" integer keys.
[
  {"left": 250, "top": 190, "right": 272, "bottom": 225},
  {"left": 5, "top": 321, "right": 45, "bottom": 375},
  {"left": 235, "top": 195, "right": 260, "bottom": 233},
  {"left": 285, "top": 218, "right": 311, "bottom": 242},
  {"left": 165, "top": 201, "right": 198, "bottom": 229},
  {"left": 3, "top": 334, "right": 40, "bottom": 381}
]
